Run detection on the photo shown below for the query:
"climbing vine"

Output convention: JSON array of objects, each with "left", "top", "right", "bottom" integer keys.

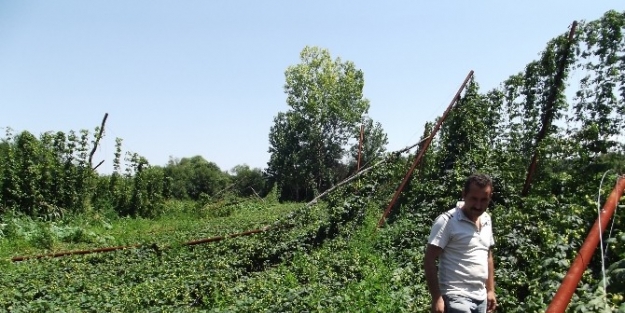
[{"left": 0, "top": 9, "right": 624, "bottom": 313}]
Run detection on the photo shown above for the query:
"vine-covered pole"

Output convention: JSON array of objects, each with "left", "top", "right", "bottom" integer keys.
[
  {"left": 521, "top": 21, "right": 577, "bottom": 197},
  {"left": 377, "top": 70, "right": 474, "bottom": 228},
  {"left": 358, "top": 123, "right": 364, "bottom": 172},
  {"left": 546, "top": 175, "right": 625, "bottom": 313},
  {"left": 356, "top": 122, "right": 364, "bottom": 190},
  {"left": 89, "top": 112, "right": 109, "bottom": 170}
]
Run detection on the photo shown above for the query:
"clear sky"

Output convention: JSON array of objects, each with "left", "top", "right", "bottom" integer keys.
[{"left": 1, "top": 1, "right": 623, "bottom": 174}]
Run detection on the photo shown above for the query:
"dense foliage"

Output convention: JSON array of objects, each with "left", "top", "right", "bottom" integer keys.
[
  {"left": 383, "top": 9, "right": 625, "bottom": 312},
  {"left": 0, "top": 129, "right": 268, "bottom": 219},
  {"left": 1, "top": 8, "right": 625, "bottom": 313},
  {"left": 266, "top": 46, "right": 389, "bottom": 202}
]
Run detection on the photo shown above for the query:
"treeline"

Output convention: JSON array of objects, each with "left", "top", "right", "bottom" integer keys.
[
  {"left": 0, "top": 127, "right": 269, "bottom": 219},
  {"left": 1, "top": 45, "right": 391, "bottom": 219}
]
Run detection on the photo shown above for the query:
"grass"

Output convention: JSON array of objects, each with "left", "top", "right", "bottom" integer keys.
[
  {"left": 0, "top": 198, "right": 302, "bottom": 261},
  {"left": 201, "top": 205, "right": 430, "bottom": 312},
  {"left": 0, "top": 195, "right": 434, "bottom": 311}
]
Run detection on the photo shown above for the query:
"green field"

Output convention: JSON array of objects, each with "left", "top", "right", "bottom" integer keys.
[
  {"left": 2, "top": 9, "right": 625, "bottom": 313},
  {"left": 2, "top": 171, "right": 625, "bottom": 312},
  {"left": 0, "top": 199, "right": 302, "bottom": 260},
  {"left": 0, "top": 192, "right": 415, "bottom": 312}
]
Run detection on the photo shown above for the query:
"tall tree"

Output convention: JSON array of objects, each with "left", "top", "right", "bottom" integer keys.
[
  {"left": 229, "top": 164, "right": 267, "bottom": 198},
  {"left": 163, "top": 155, "right": 228, "bottom": 200},
  {"left": 267, "top": 46, "right": 370, "bottom": 201}
]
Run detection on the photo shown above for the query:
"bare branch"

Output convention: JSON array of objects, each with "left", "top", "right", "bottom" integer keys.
[
  {"left": 92, "top": 160, "right": 105, "bottom": 171},
  {"left": 89, "top": 113, "right": 109, "bottom": 169}
]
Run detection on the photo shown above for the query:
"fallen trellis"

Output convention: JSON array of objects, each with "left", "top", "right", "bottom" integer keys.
[
  {"left": 10, "top": 228, "right": 274, "bottom": 262},
  {"left": 11, "top": 243, "right": 142, "bottom": 262},
  {"left": 10, "top": 134, "right": 431, "bottom": 262}
]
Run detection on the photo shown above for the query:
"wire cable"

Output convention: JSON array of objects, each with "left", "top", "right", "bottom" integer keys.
[
  {"left": 596, "top": 169, "right": 612, "bottom": 295},
  {"left": 401, "top": 87, "right": 460, "bottom": 148},
  {"left": 603, "top": 175, "right": 622, "bottom": 260}
]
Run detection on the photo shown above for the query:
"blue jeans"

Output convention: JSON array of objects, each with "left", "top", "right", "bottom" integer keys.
[{"left": 443, "top": 294, "right": 487, "bottom": 313}]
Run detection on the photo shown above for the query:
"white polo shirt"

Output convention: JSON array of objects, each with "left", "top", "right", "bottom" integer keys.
[{"left": 427, "top": 206, "right": 494, "bottom": 300}]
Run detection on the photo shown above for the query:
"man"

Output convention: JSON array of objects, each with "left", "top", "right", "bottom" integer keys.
[{"left": 424, "top": 173, "right": 497, "bottom": 313}]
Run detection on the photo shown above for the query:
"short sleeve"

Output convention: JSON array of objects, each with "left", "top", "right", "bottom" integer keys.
[
  {"left": 427, "top": 214, "right": 451, "bottom": 249},
  {"left": 487, "top": 214, "right": 495, "bottom": 248}
]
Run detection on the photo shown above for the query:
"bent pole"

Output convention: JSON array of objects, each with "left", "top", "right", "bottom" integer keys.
[
  {"left": 545, "top": 175, "right": 625, "bottom": 313},
  {"left": 521, "top": 21, "right": 577, "bottom": 197},
  {"left": 377, "top": 70, "right": 474, "bottom": 228}
]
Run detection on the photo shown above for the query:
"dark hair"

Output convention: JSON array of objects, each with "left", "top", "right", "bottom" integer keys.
[{"left": 463, "top": 173, "right": 493, "bottom": 193}]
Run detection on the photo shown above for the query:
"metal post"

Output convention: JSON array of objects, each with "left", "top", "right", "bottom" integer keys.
[
  {"left": 377, "top": 70, "right": 474, "bottom": 227},
  {"left": 521, "top": 21, "right": 577, "bottom": 196},
  {"left": 546, "top": 176, "right": 625, "bottom": 313}
]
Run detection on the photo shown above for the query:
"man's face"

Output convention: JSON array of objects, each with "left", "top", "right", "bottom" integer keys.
[{"left": 461, "top": 183, "right": 492, "bottom": 221}]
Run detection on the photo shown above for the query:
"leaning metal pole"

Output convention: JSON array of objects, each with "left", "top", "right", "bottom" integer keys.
[
  {"left": 545, "top": 175, "right": 625, "bottom": 313},
  {"left": 377, "top": 70, "right": 474, "bottom": 228},
  {"left": 521, "top": 21, "right": 577, "bottom": 197}
]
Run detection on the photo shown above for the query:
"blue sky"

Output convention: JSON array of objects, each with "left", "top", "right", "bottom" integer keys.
[{"left": 1, "top": 1, "right": 623, "bottom": 174}]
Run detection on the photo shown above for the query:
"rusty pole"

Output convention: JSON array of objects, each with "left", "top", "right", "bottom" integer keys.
[
  {"left": 11, "top": 227, "right": 274, "bottom": 262},
  {"left": 545, "top": 175, "right": 625, "bottom": 313},
  {"left": 377, "top": 70, "right": 474, "bottom": 228},
  {"left": 11, "top": 243, "right": 142, "bottom": 262},
  {"left": 521, "top": 21, "right": 577, "bottom": 197},
  {"left": 358, "top": 123, "right": 364, "bottom": 172},
  {"left": 356, "top": 122, "right": 364, "bottom": 190}
]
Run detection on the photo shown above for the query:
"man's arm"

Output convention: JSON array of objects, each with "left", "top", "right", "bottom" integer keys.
[
  {"left": 487, "top": 249, "right": 495, "bottom": 292},
  {"left": 424, "top": 244, "right": 443, "bottom": 299},
  {"left": 486, "top": 249, "right": 497, "bottom": 312},
  {"left": 425, "top": 214, "right": 450, "bottom": 312}
]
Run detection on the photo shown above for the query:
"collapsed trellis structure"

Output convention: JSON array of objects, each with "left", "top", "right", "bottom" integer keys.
[
  {"left": 9, "top": 134, "right": 431, "bottom": 263},
  {"left": 8, "top": 18, "right": 625, "bottom": 313}
]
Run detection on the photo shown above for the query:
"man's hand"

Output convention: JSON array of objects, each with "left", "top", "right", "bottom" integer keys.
[
  {"left": 424, "top": 244, "right": 444, "bottom": 313},
  {"left": 487, "top": 290, "right": 497, "bottom": 312},
  {"left": 431, "top": 296, "right": 444, "bottom": 313}
]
